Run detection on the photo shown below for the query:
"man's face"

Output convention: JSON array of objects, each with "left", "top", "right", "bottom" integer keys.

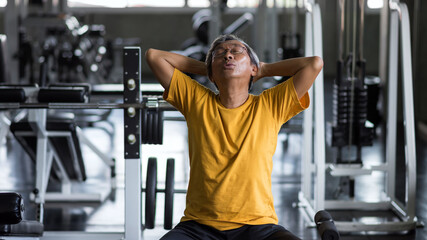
[{"left": 210, "top": 40, "right": 257, "bottom": 90}]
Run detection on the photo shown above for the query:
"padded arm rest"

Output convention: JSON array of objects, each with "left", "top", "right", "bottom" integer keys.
[
  {"left": 0, "top": 192, "right": 24, "bottom": 225},
  {"left": 0, "top": 89, "right": 26, "bottom": 103},
  {"left": 38, "top": 88, "right": 88, "bottom": 103}
]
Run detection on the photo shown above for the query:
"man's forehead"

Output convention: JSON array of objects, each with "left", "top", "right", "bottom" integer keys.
[{"left": 216, "top": 40, "right": 245, "bottom": 49}]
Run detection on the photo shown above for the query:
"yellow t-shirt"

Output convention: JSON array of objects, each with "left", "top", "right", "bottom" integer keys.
[{"left": 164, "top": 69, "right": 309, "bottom": 231}]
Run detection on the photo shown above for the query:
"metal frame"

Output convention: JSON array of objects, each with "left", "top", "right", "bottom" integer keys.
[
  {"left": 0, "top": 112, "right": 11, "bottom": 158},
  {"left": 298, "top": 0, "right": 417, "bottom": 233},
  {"left": 37, "top": 47, "right": 144, "bottom": 240},
  {"left": 18, "top": 109, "right": 112, "bottom": 204},
  {"left": 123, "top": 47, "right": 142, "bottom": 240},
  {"left": 300, "top": 0, "right": 325, "bottom": 218}
]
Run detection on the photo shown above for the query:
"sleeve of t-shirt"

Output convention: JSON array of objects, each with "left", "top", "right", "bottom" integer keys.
[
  {"left": 163, "top": 68, "right": 209, "bottom": 116},
  {"left": 261, "top": 76, "right": 310, "bottom": 125}
]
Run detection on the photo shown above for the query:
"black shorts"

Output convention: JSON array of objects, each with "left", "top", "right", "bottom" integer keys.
[{"left": 159, "top": 220, "right": 301, "bottom": 240}]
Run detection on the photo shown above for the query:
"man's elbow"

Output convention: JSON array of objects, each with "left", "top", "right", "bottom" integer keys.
[
  {"left": 311, "top": 56, "right": 324, "bottom": 73},
  {"left": 145, "top": 48, "right": 156, "bottom": 64}
]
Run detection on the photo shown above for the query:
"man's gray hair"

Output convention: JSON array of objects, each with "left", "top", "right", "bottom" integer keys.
[{"left": 205, "top": 34, "right": 260, "bottom": 81}]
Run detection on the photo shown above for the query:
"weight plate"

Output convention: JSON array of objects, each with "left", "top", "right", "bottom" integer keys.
[
  {"left": 142, "top": 109, "right": 148, "bottom": 144},
  {"left": 145, "top": 157, "right": 157, "bottom": 229},
  {"left": 147, "top": 113, "right": 154, "bottom": 144},
  {"left": 164, "top": 158, "right": 175, "bottom": 230},
  {"left": 152, "top": 111, "right": 158, "bottom": 144},
  {"left": 158, "top": 111, "right": 164, "bottom": 145}
]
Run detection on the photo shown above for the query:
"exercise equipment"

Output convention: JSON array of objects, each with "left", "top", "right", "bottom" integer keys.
[
  {"left": 0, "top": 47, "right": 176, "bottom": 239},
  {"left": 20, "top": 15, "right": 114, "bottom": 86},
  {"left": 299, "top": 0, "right": 418, "bottom": 233},
  {"left": 0, "top": 192, "right": 44, "bottom": 239},
  {"left": 144, "top": 157, "right": 157, "bottom": 229},
  {"left": 0, "top": 84, "right": 116, "bottom": 205},
  {"left": 143, "top": 157, "right": 186, "bottom": 230},
  {"left": 314, "top": 211, "right": 340, "bottom": 240}
]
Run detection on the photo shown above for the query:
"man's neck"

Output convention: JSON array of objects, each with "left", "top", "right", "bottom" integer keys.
[{"left": 218, "top": 89, "right": 249, "bottom": 109}]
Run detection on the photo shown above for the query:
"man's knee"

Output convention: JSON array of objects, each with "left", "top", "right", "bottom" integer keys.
[{"left": 264, "top": 225, "right": 301, "bottom": 240}]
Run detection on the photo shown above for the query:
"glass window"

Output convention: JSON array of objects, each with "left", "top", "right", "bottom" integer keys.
[
  {"left": 227, "top": 0, "right": 259, "bottom": 8},
  {"left": 67, "top": 0, "right": 185, "bottom": 8},
  {"left": 367, "top": 0, "right": 383, "bottom": 9},
  {"left": 128, "top": 0, "right": 185, "bottom": 7},
  {"left": 67, "top": 0, "right": 127, "bottom": 8},
  {"left": 187, "top": 0, "right": 210, "bottom": 8},
  {"left": 66, "top": 0, "right": 304, "bottom": 9},
  {"left": 276, "top": 0, "right": 304, "bottom": 8}
]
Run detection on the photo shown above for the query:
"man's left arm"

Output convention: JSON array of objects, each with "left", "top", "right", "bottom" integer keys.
[{"left": 253, "top": 56, "right": 323, "bottom": 99}]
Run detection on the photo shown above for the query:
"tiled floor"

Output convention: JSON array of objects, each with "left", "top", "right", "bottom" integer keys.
[{"left": 0, "top": 103, "right": 426, "bottom": 240}]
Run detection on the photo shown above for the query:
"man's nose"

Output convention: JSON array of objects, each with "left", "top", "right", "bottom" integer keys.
[{"left": 224, "top": 51, "right": 234, "bottom": 59}]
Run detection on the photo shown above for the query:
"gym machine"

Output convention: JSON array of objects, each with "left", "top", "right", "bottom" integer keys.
[
  {"left": 0, "top": 47, "right": 178, "bottom": 240},
  {"left": 299, "top": 0, "right": 418, "bottom": 233},
  {"left": 5, "top": 0, "right": 114, "bottom": 86},
  {"left": 0, "top": 84, "right": 117, "bottom": 205}
]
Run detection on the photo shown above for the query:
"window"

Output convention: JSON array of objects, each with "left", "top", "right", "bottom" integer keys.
[
  {"left": 67, "top": 0, "right": 185, "bottom": 8},
  {"left": 187, "top": 0, "right": 210, "bottom": 8},
  {"left": 367, "top": 0, "right": 383, "bottom": 9},
  {"left": 66, "top": 0, "right": 305, "bottom": 9}
]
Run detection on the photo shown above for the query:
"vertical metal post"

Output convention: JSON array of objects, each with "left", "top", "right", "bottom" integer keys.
[
  {"left": 302, "top": 6, "right": 313, "bottom": 202},
  {"left": 209, "top": 0, "right": 221, "bottom": 45},
  {"left": 5, "top": 0, "right": 19, "bottom": 83},
  {"left": 338, "top": 0, "right": 345, "bottom": 61},
  {"left": 123, "top": 47, "right": 142, "bottom": 240},
  {"left": 386, "top": 6, "right": 398, "bottom": 201},
  {"left": 379, "top": 0, "right": 388, "bottom": 84},
  {"left": 399, "top": 3, "right": 416, "bottom": 221},
  {"left": 269, "top": 1, "right": 278, "bottom": 62},
  {"left": 358, "top": 0, "right": 365, "bottom": 61},
  {"left": 312, "top": 3, "right": 326, "bottom": 212},
  {"left": 30, "top": 109, "right": 48, "bottom": 204},
  {"left": 255, "top": 0, "right": 268, "bottom": 61},
  {"left": 59, "top": 0, "right": 68, "bottom": 14}
]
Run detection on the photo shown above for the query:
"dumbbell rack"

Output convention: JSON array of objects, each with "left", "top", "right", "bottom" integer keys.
[{"left": 298, "top": 1, "right": 418, "bottom": 233}]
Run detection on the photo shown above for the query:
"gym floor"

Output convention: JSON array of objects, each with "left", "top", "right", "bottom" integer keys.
[{"left": 0, "top": 83, "right": 426, "bottom": 240}]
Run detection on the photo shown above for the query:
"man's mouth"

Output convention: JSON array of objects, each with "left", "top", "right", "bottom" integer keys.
[{"left": 224, "top": 63, "right": 235, "bottom": 69}]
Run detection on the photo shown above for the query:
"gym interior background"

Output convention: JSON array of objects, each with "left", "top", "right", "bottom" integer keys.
[{"left": 0, "top": 0, "right": 426, "bottom": 239}]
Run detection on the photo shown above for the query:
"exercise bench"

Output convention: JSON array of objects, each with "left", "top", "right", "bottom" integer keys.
[{"left": 0, "top": 192, "right": 44, "bottom": 239}]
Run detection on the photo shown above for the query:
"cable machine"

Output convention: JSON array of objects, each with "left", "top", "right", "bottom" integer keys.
[{"left": 299, "top": 0, "right": 418, "bottom": 233}]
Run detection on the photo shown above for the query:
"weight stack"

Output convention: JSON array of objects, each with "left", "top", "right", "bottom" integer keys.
[
  {"left": 327, "top": 60, "right": 374, "bottom": 163},
  {"left": 329, "top": 82, "right": 373, "bottom": 147}
]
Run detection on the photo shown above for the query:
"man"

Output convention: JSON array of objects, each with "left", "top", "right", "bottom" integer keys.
[{"left": 146, "top": 34, "right": 323, "bottom": 240}]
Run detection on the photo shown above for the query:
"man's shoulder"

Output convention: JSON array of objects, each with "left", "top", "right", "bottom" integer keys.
[{"left": 174, "top": 69, "right": 215, "bottom": 98}]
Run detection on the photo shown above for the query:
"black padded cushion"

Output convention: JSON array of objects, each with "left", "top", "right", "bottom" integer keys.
[
  {"left": 0, "top": 192, "right": 24, "bottom": 224},
  {"left": 38, "top": 88, "right": 87, "bottom": 103},
  {"left": 0, "top": 89, "right": 26, "bottom": 103},
  {"left": 0, "top": 220, "right": 44, "bottom": 237}
]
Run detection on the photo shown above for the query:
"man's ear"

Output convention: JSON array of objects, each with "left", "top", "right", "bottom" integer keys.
[{"left": 251, "top": 64, "right": 258, "bottom": 77}]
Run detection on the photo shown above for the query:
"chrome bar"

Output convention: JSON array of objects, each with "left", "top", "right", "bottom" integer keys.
[
  {"left": 399, "top": 3, "right": 417, "bottom": 222},
  {"left": 312, "top": 3, "right": 326, "bottom": 212}
]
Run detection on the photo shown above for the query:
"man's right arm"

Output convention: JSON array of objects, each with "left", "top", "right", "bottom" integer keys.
[{"left": 145, "top": 49, "right": 207, "bottom": 92}]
